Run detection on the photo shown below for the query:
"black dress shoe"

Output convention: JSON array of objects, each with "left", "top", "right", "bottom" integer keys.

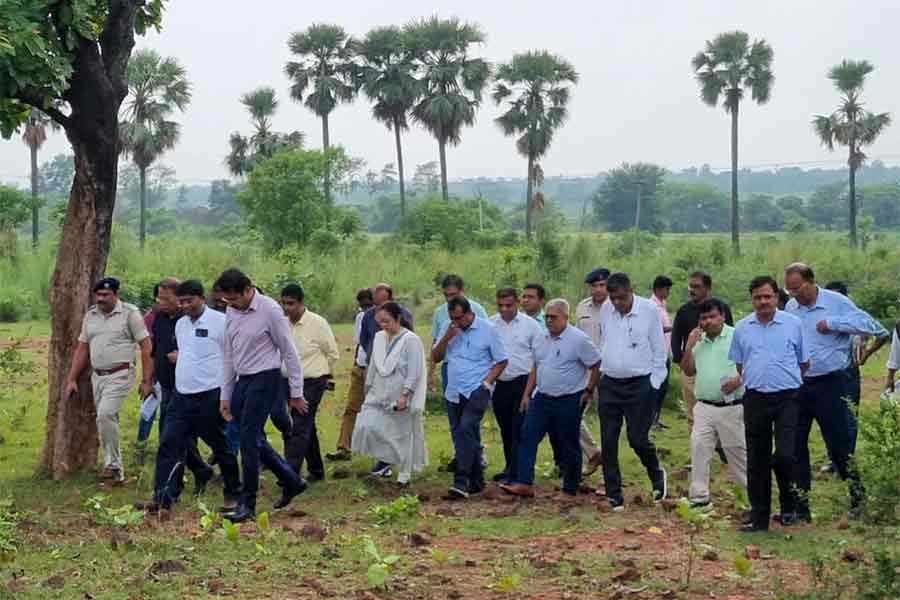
[
  {"left": 307, "top": 472, "right": 325, "bottom": 483},
  {"left": 491, "top": 472, "right": 509, "bottom": 483},
  {"left": 193, "top": 468, "right": 215, "bottom": 496},
  {"left": 325, "top": 450, "right": 352, "bottom": 461},
  {"left": 226, "top": 505, "right": 255, "bottom": 523},
  {"left": 740, "top": 522, "right": 768, "bottom": 532},
  {"left": 777, "top": 512, "right": 798, "bottom": 526},
  {"left": 274, "top": 480, "right": 308, "bottom": 509}
]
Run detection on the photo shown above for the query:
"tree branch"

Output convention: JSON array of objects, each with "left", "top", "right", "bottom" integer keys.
[
  {"left": 16, "top": 92, "right": 71, "bottom": 129},
  {"left": 100, "top": 0, "right": 142, "bottom": 100}
]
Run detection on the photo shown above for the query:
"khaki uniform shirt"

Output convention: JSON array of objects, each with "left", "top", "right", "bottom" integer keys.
[
  {"left": 575, "top": 297, "right": 604, "bottom": 347},
  {"left": 283, "top": 309, "right": 339, "bottom": 379},
  {"left": 78, "top": 300, "right": 149, "bottom": 369}
]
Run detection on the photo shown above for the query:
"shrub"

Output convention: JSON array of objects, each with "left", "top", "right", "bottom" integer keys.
[{"left": 856, "top": 397, "right": 900, "bottom": 524}]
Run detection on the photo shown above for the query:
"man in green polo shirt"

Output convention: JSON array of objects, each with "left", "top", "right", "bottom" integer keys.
[{"left": 680, "top": 297, "right": 747, "bottom": 508}]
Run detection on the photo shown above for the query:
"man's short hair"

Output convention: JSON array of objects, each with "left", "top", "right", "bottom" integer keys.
[
  {"left": 177, "top": 280, "right": 205, "bottom": 298},
  {"left": 374, "top": 282, "right": 394, "bottom": 299},
  {"left": 546, "top": 298, "right": 570, "bottom": 316},
  {"left": 606, "top": 272, "right": 631, "bottom": 293},
  {"left": 496, "top": 287, "right": 518, "bottom": 301},
  {"left": 158, "top": 277, "right": 181, "bottom": 293},
  {"left": 447, "top": 295, "right": 472, "bottom": 314},
  {"left": 749, "top": 275, "right": 779, "bottom": 295},
  {"left": 357, "top": 287, "right": 374, "bottom": 303},
  {"left": 585, "top": 268, "right": 611, "bottom": 285},
  {"left": 825, "top": 280, "right": 849, "bottom": 296},
  {"left": 441, "top": 274, "right": 464, "bottom": 290},
  {"left": 281, "top": 283, "right": 304, "bottom": 302},
  {"left": 785, "top": 262, "right": 815, "bottom": 282},
  {"left": 689, "top": 271, "right": 713, "bottom": 289},
  {"left": 698, "top": 297, "right": 727, "bottom": 316},
  {"left": 523, "top": 283, "right": 546, "bottom": 300},
  {"left": 652, "top": 275, "right": 673, "bottom": 291},
  {"left": 214, "top": 268, "right": 253, "bottom": 294}
]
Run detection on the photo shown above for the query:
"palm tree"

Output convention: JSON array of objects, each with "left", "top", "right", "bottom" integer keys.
[
  {"left": 357, "top": 26, "right": 419, "bottom": 218},
  {"left": 119, "top": 49, "right": 191, "bottom": 247},
  {"left": 813, "top": 60, "right": 891, "bottom": 248},
  {"left": 493, "top": 51, "right": 578, "bottom": 240},
  {"left": 405, "top": 16, "right": 491, "bottom": 202},
  {"left": 21, "top": 109, "right": 57, "bottom": 248},
  {"left": 285, "top": 24, "right": 358, "bottom": 202},
  {"left": 225, "top": 87, "right": 305, "bottom": 177},
  {"left": 692, "top": 31, "right": 774, "bottom": 254}
]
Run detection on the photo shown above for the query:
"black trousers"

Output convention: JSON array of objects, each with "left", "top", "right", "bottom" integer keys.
[
  {"left": 597, "top": 375, "right": 662, "bottom": 503},
  {"left": 744, "top": 388, "right": 799, "bottom": 527},
  {"left": 449, "top": 387, "right": 491, "bottom": 491},
  {"left": 282, "top": 376, "right": 327, "bottom": 478},
  {"left": 652, "top": 359, "right": 671, "bottom": 425},
  {"left": 795, "top": 372, "right": 863, "bottom": 512},
  {"left": 492, "top": 375, "right": 528, "bottom": 480},
  {"left": 154, "top": 388, "right": 241, "bottom": 507},
  {"left": 159, "top": 386, "right": 211, "bottom": 495}
]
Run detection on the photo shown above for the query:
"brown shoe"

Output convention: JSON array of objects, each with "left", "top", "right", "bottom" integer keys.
[
  {"left": 133, "top": 500, "right": 162, "bottom": 513},
  {"left": 582, "top": 451, "right": 603, "bottom": 476},
  {"left": 499, "top": 483, "right": 535, "bottom": 498},
  {"left": 100, "top": 467, "right": 125, "bottom": 482}
]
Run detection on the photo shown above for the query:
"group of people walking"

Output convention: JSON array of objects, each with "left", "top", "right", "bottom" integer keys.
[{"left": 67, "top": 261, "right": 888, "bottom": 531}]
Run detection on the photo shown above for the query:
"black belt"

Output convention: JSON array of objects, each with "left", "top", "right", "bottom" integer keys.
[
  {"left": 94, "top": 363, "right": 131, "bottom": 376},
  {"left": 697, "top": 398, "right": 742, "bottom": 408},
  {"left": 603, "top": 374, "right": 649, "bottom": 384},
  {"left": 802, "top": 369, "right": 843, "bottom": 383}
]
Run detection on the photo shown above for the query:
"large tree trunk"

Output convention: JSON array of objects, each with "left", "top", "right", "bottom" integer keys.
[
  {"left": 525, "top": 154, "right": 534, "bottom": 240},
  {"left": 322, "top": 113, "right": 331, "bottom": 203},
  {"left": 39, "top": 2, "right": 139, "bottom": 479},
  {"left": 139, "top": 164, "right": 146, "bottom": 247},
  {"left": 438, "top": 137, "right": 449, "bottom": 202},
  {"left": 848, "top": 149, "right": 858, "bottom": 248},
  {"left": 730, "top": 104, "right": 740, "bottom": 255},
  {"left": 30, "top": 144, "right": 39, "bottom": 249},
  {"left": 394, "top": 116, "right": 406, "bottom": 219}
]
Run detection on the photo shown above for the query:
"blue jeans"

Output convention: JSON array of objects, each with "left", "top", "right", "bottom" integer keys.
[
  {"left": 515, "top": 391, "right": 584, "bottom": 494},
  {"left": 448, "top": 387, "right": 491, "bottom": 491},
  {"left": 230, "top": 369, "right": 304, "bottom": 510}
]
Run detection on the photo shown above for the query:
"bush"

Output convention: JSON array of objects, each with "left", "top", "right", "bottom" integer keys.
[
  {"left": 0, "top": 290, "right": 35, "bottom": 323},
  {"left": 856, "top": 397, "right": 900, "bottom": 524},
  {"left": 854, "top": 278, "right": 899, "bottom": 322}
]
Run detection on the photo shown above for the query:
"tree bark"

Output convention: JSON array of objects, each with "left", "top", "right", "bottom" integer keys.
[
  {"left": 525, "top": 154, "right": 534, "bottom": 240},
  {"left": 848, "top": 150, "right": 858, "bottom": 248},
  {"left": 39, "top": 1, "right": 139, "bottom": 479},
  {"left": 438, "top": 137, "right": 449, "bottom": 202},
  {"left": 322, "top": 113, "right": 331, "bottom": 203},
  {"left": 394, "top": 116, "right": 406, "bottom": 219},
  {"left": 730, "top": 104, "right": 740, "bottom": 255},
  {"left": 30, "top": 144, "right": 39, "bottom": 249},
  {"left": 139, "top": 164, "right": 146, "bottom": 247}
]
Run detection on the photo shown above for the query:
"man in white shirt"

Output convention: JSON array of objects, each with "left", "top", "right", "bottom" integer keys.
[
  {"left": 138, "top": 280, "right": 241, "bottom": 513},
  {"left": 328, "top": 288, "right": 374, "bottom": 461},
  {"left": 596, "top": 272, "right": 668, "bottom": 510},
  {"left": 489, "top": 287, "right": 542, "bottom": 483}
]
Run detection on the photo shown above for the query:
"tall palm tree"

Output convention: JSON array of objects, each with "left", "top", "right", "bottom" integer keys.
[
  {"left": 225, "top": 87, "right": 305, "bottom": 177},
  {"left": 285, "top": 24, "right": 358, "bottom": 202},
  {"left": 692, "top": 31, "right": 773, "bottom": 254},
  {"left": 493, "top": 50, "right": 578, "bottom": 240},
  {"left": 357, "top": 26, "right": 419, "bottom": 218},
  {"left": 405, "top": 16, "right": 491, "bottom": 202},
  {"left": 813, "top": 60, "right": 891, "bottom": 248},
  {"left": 21, "top": 109, "right": 57, "bottom": 247},
  {"left": 119, "top": 49, "right": 191, "bottom": 247}
]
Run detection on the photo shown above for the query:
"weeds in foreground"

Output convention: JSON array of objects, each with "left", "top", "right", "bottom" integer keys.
[
  {"left": 362, "top": 535, "right": 401, "bottom": 589},
  {"left": 0, "top": 498, "right": 22, "bottom": 562},
  {"left": 371, "top": 494, "right": 420, "bottom": 524},
  {"left": 84, "top": 494, "right": 145, "bottom": 528},
  {"left": 675, "top": 498, "right": 712, "bottom": 589}
]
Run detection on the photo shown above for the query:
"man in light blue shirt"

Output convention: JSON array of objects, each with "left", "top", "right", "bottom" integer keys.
[
  {"left": 784, "top": 263, "right": 883, "bottom": 519},
  {"left": 432, "top": 296, "right": 507, "bottom": 500},
  {"left": 521, "top": 283, "right": 548, "bottom": 333},
  {"left": 595, "top": 273, "right": 668, "bottom": 510},
  {"left": 502, "top": 298, "right": 601, "bottom": 498},
  {"left": 489, "top": 288, "right": 542, "bottom": 483},
  {"left": 729, "top": 275, "right": 808, "bottom": 532}
]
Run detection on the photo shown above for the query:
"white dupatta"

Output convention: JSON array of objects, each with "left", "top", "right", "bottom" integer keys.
[{"left": 370, "top": 329, "right": 427, "bottom": 413}]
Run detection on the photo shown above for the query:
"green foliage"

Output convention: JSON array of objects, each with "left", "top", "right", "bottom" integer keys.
[
  {"left": 853, "top": 278, "right": 899, "bottom": 322},
  {"left": 371, "top": 494, "right": 420, "bottom": 524},
  {"left": 219, "top": 518, "right": 241, "bottom": 544},
  {"left": 593, "top": 163, "right": 667, "bottom": 232},
  {"left": 399, "top": 196, "right": 504, "bottom": 250},
  {"left": 361, "top": 535, "right": 400, "bottom": 589},
  {"left": 197, "top": 501, "right": 218, "bottom": 534},
  {"left": 84, "top": 494, "right": 145, "bottom": 529},
  {"left": 429, "top": 547, "right": 458, "bottom": 565},
  {"left": 733, "top": 554, "right": 753, "bottom": 578},
  {"left": 491, "top": 573, "right": 523, "bottom": 593},
  {"left": 0, "top": 498, "right": 22, "bottom": 562},
  {"left": 226, "top": 88, "right": 304, "bottom": 178},
  {"left": 0, "top": 186, "right": 29, "bottom": 231},
  {"left": 855, "top": 397, "right": 900, "bottom": 523}
]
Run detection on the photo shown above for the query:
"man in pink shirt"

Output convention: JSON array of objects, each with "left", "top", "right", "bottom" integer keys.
[
  {"left": 650, "top": 276, "right": 674, "bottom": 429},
  {"left": 216, "top": 268, "right": 307, "bottom": 522}
]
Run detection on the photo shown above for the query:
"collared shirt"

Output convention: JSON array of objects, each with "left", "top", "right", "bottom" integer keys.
[
  {"left": 672, "top": 300, "right": 734, "bottom": 363},
  {"left": 597, "top": 295, "right": 668, "bottom": 389},
  {"left": 785, "top": 286, "right": 888, "bottom": 377},
  {"left": 360, "top": 303, "right": 415, "bottom": 361},
  {"left": 151, "top": 311, "right": 179, "bottom": 389},
  {"left": 534, "top": 325, "right": 601, "bottom": 397},
  {"left": 78, "top": 300, "right": 149, "bottom": 370},
  {"left": 886, "top": 327, "right": 900, "bottom": 371},
  {"left": 489, "top": 312, "right": 542, "bottom": 381},
  {"left": 651, "top": 294, "right": 673, "bottom": 354},
  {"left": 353, "top": 310, "right": 368, "bottom": 367},
  {"left": 435, "top": 316, "right": 508, "bottom": 402},
  {"left": 526, "top": 309, "right": 548, "bottom": 333},
  {"left": 284, "top": 309, "right": 339, "bottom": 379},
  {"left": 175, "top": 307, "right": 226, "bottom": 394},
  {"left": 691, "top": 325, "right": 743, "bottom": 401},
  {"left": 221, "top": 291, "right": 304, "bottom": 402},
  {"left": 728, "top": 310, "right": 808, "bottom": 392},
  {"left": 431, "top": 297, "right": 489, "bottom": 340},
  {"left": 575, "top": 297, "right": 604, "bottom": 347}
]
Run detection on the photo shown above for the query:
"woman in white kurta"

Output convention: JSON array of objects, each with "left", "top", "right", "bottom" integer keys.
[{"left": 352, "top": 302, "right": 427, "bottom": 485}]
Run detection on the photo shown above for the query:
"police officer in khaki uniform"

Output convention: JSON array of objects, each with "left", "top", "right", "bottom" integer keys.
[{"left": 64, "top": 277, "right": 152, "bottom": 482}]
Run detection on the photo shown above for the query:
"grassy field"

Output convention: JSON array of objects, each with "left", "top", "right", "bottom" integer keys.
[{"left": 0, "top": 315, "right": 890, "bottom": 599}]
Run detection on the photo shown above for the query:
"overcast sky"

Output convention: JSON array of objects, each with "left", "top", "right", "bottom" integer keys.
[{"left": 2, "top": 0, "right": 899, "bottom": 186}]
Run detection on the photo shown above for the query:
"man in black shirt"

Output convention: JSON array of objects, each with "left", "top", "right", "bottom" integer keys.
[
  {"left": 149, "top": 278, "right": 213, "bottom": 496},
  {"left": 671, "top": 272, "right": 733, "bottom": 424}
]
